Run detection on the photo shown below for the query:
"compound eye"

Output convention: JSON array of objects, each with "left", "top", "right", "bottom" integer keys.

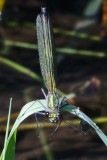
[{"left": 45, "top": 112, "right": 49, "bottom": 118}]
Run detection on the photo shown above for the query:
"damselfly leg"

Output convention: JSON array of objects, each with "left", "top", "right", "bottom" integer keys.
[
  {"left": 36, "top": 99, "right": 48, "bottom": 112},
  {"left": 60, "top": 96, "right": 76, "bottom": 109},
  {"left": 35, "top": 111, "right": 46, "bottom": 137},
  {"left": 41, "top": 88, "right": 47, "bottom": 99},
  {"left": 63, "top": 120, "right": 79, "bottom": 132},
  {"left": 17, "top": 99, "right": 47, "bottom": 122},
  {"left": 50, "top": 114, "right": 63, "bottom": 136},
  {"left": 60, "top": 96, "right": 78, "bottom": 120}
]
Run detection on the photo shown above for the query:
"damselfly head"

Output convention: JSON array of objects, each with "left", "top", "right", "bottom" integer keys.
[{"left": 48, "top": 111, "right": 60, "bottom": 123}]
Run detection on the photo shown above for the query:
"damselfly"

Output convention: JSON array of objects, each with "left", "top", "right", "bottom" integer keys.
[
  {"left": 35, "top": 7, "right": 92, "bottom": 136},
  {"left": 36, "top": 7, "right": 66, "bottom": 135}
]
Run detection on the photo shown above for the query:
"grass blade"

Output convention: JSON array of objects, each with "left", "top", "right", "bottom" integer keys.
[
  {"left": 0, "top": 56, "right": 42, "bottom": 82},
  {"left": 0, "top": 40, "right": 106, "bottom": 57},
  {"left": 2, "top": 98, "right": 12, "bottom": 160}
]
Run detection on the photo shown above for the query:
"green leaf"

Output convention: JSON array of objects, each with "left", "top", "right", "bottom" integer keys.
[
  {"left": 8, "top": 100, "right": 46, "bottom": 140},
  {"left": 61, "top": 103, "right": 107, "bottom": 147},
  {"left": 0, "top": 100, "right": 46, "bottom": 160},
  {"left": 0, "top": 130, "right": 17, "bottom": 160}
]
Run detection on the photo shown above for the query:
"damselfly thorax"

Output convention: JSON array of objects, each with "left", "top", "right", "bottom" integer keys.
[
  {"left": 46, "top": 91, "right": 60, "bottom": 123},
  {"left": 47, "top": 92, "right": 59, "bottom": 110}
]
